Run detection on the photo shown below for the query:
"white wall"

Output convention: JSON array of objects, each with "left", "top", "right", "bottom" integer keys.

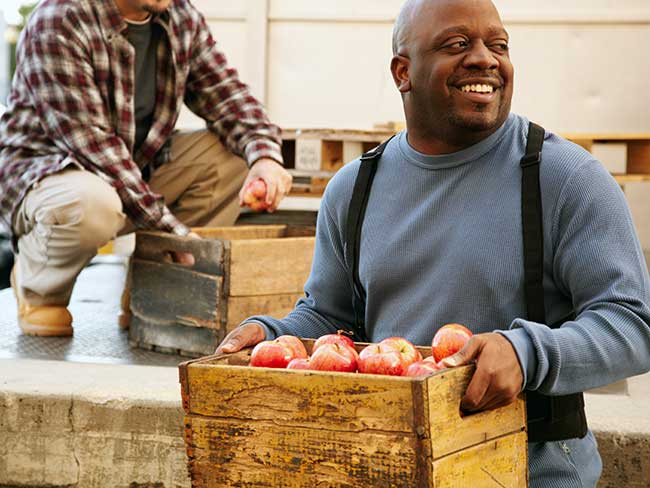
[
  {"left": 186, "top": 0, "right": 650, "bottom": 247},
  {"left": 0, "top": 12, "right": 9, "bottom": 103}
]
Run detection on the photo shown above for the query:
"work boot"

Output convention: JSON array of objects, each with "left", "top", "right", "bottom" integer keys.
[
  {"left": 10, "top": 266, "right": 73, "bottom": 337},
  {"left": 118, "top": 283, "right": 131, "bottom": 330},
  {"left": 118, "top": 260, "right": 132, "bottom": 330}
]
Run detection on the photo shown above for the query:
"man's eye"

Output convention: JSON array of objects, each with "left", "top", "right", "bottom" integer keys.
[
  {"left": 447, "top": 40, "right": 469, "bottom": 49},
  {"left": 491, "top": 42, "right": 509, "bottom": 52}
]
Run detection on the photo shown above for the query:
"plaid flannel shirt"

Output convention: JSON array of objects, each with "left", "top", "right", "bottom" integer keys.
[{"left": 0, "top": 0, "right": 283, "bottom": 237}]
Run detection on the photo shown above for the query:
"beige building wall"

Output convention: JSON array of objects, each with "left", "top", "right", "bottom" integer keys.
[{"left": 183, "top": 0, "right": 650, "bottom": 248}]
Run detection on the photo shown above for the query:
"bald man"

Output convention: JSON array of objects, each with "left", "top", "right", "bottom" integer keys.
[{"left": 216, "top": 1, "right": 650, "bottom": 486}]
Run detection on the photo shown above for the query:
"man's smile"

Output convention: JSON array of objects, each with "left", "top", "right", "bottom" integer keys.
[{"left": 451, "top": 79, "right": 501, "bottom": 104}]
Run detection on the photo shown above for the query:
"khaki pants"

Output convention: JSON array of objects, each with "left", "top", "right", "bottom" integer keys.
[{"left": 12, "top": 130, "right": 248, "bottom": 306}]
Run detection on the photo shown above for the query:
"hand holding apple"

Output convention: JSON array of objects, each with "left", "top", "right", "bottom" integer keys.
[{"left": 239, "top": 158, "right": 293, "bottom": 212}]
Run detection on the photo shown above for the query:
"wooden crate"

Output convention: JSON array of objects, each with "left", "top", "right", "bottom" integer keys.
[
  {"left": 128, "top": 225, "right": 315, "bottom": 357},
  {"left": 180, "top": 340, "right": 528, "bottom": 487}
]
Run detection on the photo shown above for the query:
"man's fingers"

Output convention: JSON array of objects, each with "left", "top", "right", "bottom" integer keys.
[
  {"left": 215, "top": 323, "right": 265, "bottom": 354},
  {"left": 172, "top": 251, "right": 195, "bottom": 266},
  {"left": 461, "top": 366, "right": 492, "bottom": 411},
  {"left": 218, "top": 335, "right": 242, "bottom": 354},
  {"left": 265, "top": 178, "right": 278, "bottom": 206},
  {"left": 269, "top": 186, "right": 286, "bottom": 212},
  {"left": 480, "top": 393, "right": 520, "bottom": 412},
  {"left": 441, "top": 336, "right": 481, "bottom": 368}
]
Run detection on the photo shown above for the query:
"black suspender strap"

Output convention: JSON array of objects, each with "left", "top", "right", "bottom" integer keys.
[
  {"left": 520, "top": 122, "right": 588, "bottom": 442},
  {"left": 520, "top": 122, "right": 547, "bottom": 323},
  {"left": 345, "top": 137, "right": 394, "bottom": 342}
]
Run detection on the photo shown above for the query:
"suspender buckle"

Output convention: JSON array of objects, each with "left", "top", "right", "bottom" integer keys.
[
  {"left": 520, "top": 151, "right": 541, "bottom": 167},
  {"left": 360, "top": 150, "right": 380, "bottom": 161}
]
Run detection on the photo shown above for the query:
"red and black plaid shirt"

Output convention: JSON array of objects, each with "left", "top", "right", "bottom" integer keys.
[{"left": 0, "top": 0, "right": 282, "bottom": 236}]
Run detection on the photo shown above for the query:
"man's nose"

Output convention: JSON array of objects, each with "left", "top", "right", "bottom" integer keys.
[{"left": 462, "top": 41, "right": 499, "bottom": 70}]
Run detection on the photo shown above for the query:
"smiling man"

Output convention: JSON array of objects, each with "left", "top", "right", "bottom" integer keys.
[
  {"left": 216, "top": 1, "right": 650, "bottom": 486},
  {"left": 0, "top": 0, "right": 292, "bottom": 336}
]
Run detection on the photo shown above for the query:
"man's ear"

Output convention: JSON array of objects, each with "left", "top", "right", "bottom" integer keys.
[{"left": 390, "top": 55, "right": 411, "bottom": 93}]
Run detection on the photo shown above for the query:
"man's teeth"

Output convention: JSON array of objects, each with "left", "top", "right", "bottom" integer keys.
[{"left": 460, "top": 84, "right": 494, "bottom": 93}]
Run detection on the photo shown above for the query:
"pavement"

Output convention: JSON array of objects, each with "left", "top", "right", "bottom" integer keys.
[{"left": 0, "top": 256, "right": 649, "bottom": 487}]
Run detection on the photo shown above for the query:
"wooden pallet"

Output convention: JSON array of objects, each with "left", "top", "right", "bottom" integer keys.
[
  {"left": 287, "top": 169, "right": 334, "bottom": 197},
  {"left": 561, "top": 133, "right": 650, "bottom": 181},
  {"left": 128, "top": 225, "right": 315, "bottom": 357},
  {"left": 180, "top": 340, "right": 528, "bottom": 487},
  {"left": 281, "top": 128, "right": 394, "bottom": 172}
]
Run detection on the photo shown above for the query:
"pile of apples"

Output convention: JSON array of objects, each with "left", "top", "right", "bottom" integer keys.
[{"left": 249, "top": 323, "right": 472, "bottom": 377}]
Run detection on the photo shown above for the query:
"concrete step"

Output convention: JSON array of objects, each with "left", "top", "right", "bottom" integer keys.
[
  {"left": 1, "top": 358, "right": 649, "bottom": 487},
  {"left": 0, "top": 359, "right": 189, "bottom": 488}
]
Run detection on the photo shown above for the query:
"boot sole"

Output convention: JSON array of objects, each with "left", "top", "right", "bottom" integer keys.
[{"left": 19, "top": 319, "right": 74, "bottom": 337}]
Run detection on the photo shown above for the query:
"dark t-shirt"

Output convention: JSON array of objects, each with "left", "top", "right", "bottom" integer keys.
[{"left": 125, "top": 17, "right": 160, "bottom": 155}]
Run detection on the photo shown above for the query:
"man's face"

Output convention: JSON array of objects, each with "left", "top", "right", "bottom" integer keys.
[{"left": 398, "top": 0, "right": 514, "bottom": 135}]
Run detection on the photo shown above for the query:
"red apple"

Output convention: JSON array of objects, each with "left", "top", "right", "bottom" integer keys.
[
  {"left": 250, "top": 335, "right": 307, "bottom": 368},
  {"left": 309, "top": 343, "right": 358, "bottom": 372},
  {"left": 313, "top": 333, "right": 356, "bottom": 355},
  {"left": 379, "top": 337, "right": 422, "bottom": 368},
  {"left": 276, "top": 335, "right": 308, "bottom": 359},
  {"left": 357, "top": 343, "right": 408, "bottom": 376},
  {"left": 404, "top": 358, "right": 445, "bottom": 377},
  {"left": 286, "top": 358, "right": 312, "bottom": 370},
  {"left": 242, "top": 178, "right": 268, "bottom": 212},
  {"left": 431, "top": 323, "right": 473, "bottom": 362}
]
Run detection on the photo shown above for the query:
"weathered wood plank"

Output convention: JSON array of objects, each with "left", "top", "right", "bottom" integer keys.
[
  {"left": 186, "top": 363, "right": 416, "bottom": 433},
  {"left": 193, "top": 225, "right": 289, "bottom": 240},
  {"left": 229, "top": 237, "right": 315, "bottom": 296},
  {"left": 425, "top": 366, "right": 526, "bottom": 459},
  {"left": 627, "top": 140, "right": 650, "bottom": 173},
  {"left": 134, "top": 231, "right": 225, "bottom": 275},
  {"left": 225, "top": 293, "right": 304, "bottom": 330},
  {"left": 235, "top": 210, "right": 318, "bottom": 227},
  {"left": 185, "top": 415, "right": 420, "bottom": 488},
  {"left": 432, "top": 431, "right": 528, "bottom": 487},
  {"left": 131, "top": 260, "right": 222, "bottom": 328},
  {"left": 129, "top": 317, "right": 220, "bottom": 357}
]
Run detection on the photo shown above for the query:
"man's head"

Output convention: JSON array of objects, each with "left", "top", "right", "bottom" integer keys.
[
  {"left": 114, "top": 0, "right": 172, "bottom": 21},
  {"left": 391, "top": 0, "right": 514, "bottom": 150}
]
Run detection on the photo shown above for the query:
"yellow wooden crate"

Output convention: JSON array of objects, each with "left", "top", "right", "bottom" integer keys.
[
  {"left": 129, "top": 225, "right": 315, "bottom": 357},
  {"left": 179, "top": 340, "right": 528, "bottom": 487}
]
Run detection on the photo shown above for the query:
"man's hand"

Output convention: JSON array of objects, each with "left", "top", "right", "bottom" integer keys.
[
  {"left": 441, "top": 333, "right": 523, "bottom": 412},
  {"left": 171, "top": 231, "right": 200, "bottom": 267},
  {"left": 239, "top": 158, "right": 292, "bottom": 212},
  {"left": 215, "top": 322, "right": 266, "bottom": 355}
]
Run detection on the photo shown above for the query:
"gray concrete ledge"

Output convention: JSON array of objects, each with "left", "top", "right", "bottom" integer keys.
[
  {"left": 0, "top": 358, "right": 648, "bottom": 487},
  {"left": 0, "top": 359, "right": 189, "bottom": 488}
]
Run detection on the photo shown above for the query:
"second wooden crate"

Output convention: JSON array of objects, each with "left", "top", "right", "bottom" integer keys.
[{"left": 128, "top": 225, "right": 315, "bottom": 357}]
